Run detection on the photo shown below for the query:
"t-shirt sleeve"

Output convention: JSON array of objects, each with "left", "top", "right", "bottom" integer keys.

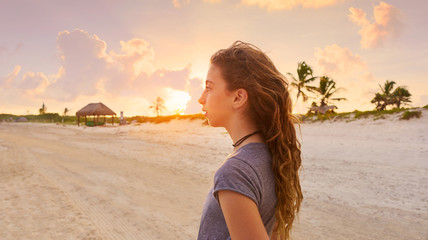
[{"left": 213, "top": 157, "right": 262, "bottom": 207}]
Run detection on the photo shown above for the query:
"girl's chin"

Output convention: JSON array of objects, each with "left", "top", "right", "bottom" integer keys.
[{"left": 207, "top": 119, "right": 221, "bottom": 128}]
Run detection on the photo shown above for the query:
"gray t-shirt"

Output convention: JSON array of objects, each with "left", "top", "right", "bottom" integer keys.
[{"left": 198, "top": 142, "right": 277, "bottom": 240}]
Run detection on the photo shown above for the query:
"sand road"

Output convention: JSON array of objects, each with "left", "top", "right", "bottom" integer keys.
[{"left": 0, "top": 114, "right": 427, "bottom": 239}]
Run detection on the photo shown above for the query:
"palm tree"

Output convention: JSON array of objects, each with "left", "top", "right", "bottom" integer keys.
[
  {"left": 380, "top": 80, "right": 396, "bottom": 97},
  {"left": 371, "top": 80, "right": 411, "bottom": 110},
  {"left": 62, "top": 107, "right": 69, "bottom": 125},
  {"left": 287, "top": 61, "right": 317, "bottom": 103},
  {"left": 149, "top": 97, "right": 166, "bottom": 117},
  {"left": 371, "top": 93, "right": 386, "bottom": 110},
  {"left": 313, "top": 76, "right": 347, "bottom": 107},
  {"left": 392, "top": 86, "right": 411, "bottom": 108},
  {"left": 371, "top": 80, "right": 396, "bottom": 110},
  {"left": 39, "top": 103, "right": 47, "bottom": 115}
]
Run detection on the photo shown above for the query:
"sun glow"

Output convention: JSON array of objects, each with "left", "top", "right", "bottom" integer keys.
[{"left": 163, "top": 88, "right": 191, "bottom": 115}]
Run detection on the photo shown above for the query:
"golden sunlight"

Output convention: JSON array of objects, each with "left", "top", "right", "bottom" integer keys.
[{"left": 163, "top": 88, "right": 191, "bottom": 115}]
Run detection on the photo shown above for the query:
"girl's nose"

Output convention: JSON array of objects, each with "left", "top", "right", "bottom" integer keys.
[{"left": 198, "top": 91, "right": 206, "bottom": 105}]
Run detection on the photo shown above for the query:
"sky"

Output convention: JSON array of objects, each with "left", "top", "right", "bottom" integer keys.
[{"left": 1, "top": 0, "right": 427, "bottom": 116}]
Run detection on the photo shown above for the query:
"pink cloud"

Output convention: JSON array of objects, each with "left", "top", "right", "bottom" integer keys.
[
  {"left": 241, "top": 0, "right": 342, "bottom": 11},
  {"left": 315, "top": 44, "right": 366, "bottom": 75},
  {"left": 349, "top": 1, "right": 403, "bottom": 48},
  {"left": 43, "top": 29, "right": 110, "bottom": 100},
  {"left": 18, "top": 72, "right": 50, "bottom": 97},
  {"left": 115, "top": 38, "right": 155, "bottom": 76},
  {"left": 172, "top": 0, "right": 190, "bottom": 8},
  {"left": 23, "top": 29, "right": 202, "bottom": 115},
  {"left": 1, "top": 65, "right": 21, "bottom": 88},
  {"left": 18, "top": 72, "right": 49, "bottom": 90},
  {"left": 0, "top": 29, "right": 203, "bottom": 115}
]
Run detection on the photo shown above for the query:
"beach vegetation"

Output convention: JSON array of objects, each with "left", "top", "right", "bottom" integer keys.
[
  {"left": 400, "top": 110, "right": 422, "bottom": 120},
  {"left": 127, "top": 113, "right": 206, "bottom": 124},
  {"left": 392, "top": 86, "right": 412, "bottom": 108},
  {"left": 371, "top": 80, "right": 412, "bottom": 110},
  {"left": 301, "top": 107, "right": 417, "bottom": 123},
  {"left": 39, "top": 102, "right": 47, "bottom": 115},
  {"left": 312, "top": 76, "right": 347, "bottom": 107},
  {"left": 353, "top": 108, "right": 404, "bottom": 119},
  {"left": 287, "top": 61, "right": 317, "bottom": 103},
  {"left": 424, "top": 105, "right": 428, "bottom": 109},
  {"left": 149, "top": 97, "right": 166, "bottom": 117},
  {"left": 62, "top": 107, "right": 69, "bottom": 125}
]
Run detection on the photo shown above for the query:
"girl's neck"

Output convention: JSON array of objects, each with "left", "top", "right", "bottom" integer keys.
[{"left": 225, "top": 117, "right": 264, "bottom": 152}]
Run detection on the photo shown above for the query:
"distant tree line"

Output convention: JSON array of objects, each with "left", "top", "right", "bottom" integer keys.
[
  {"left": 288, "top": 61, "right": 412, "bottom": 112},
  {"left": 371, "top": 80, "right": 411, "bottom": 110}
]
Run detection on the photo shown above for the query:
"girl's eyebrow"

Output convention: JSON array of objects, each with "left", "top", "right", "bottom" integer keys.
[{"left": 205, "top": 80, "right": 214, "bottom": 85}]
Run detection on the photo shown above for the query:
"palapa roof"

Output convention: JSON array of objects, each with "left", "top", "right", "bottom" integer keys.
[{"left": 76, "top": 102, "right": 116, "bottom": 116}]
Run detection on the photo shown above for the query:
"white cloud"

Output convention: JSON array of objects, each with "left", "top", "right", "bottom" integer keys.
[
  {"left": 315, "top": 44, "right": 366, "bottom": 75},
  {"left": 241, "top": 0, "right": 342, "bottom": 11},
  {"left": 349, "top": 1, "right": 403, "bottom": 48}
]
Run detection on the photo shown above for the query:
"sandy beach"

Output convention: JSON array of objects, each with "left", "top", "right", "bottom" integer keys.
[{"left": 1, "top": 110, "right": 427, "bottom": 240}]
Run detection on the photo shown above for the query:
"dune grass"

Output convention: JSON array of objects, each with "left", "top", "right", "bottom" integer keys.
[
  {"left": 127, "top": 113, "right": 207, "bottom": 124},
  {"left": 1, "top": 107, "right": 425, "bottom": 125},
  {"left": 301, "top": 107, "right": 424, "bottom": 123},
  {"left": 400, "top": 110, "right": 422, "bottom": 120},
  {"left": 0, "top": 113, "right": 207, "bottom": 125}
]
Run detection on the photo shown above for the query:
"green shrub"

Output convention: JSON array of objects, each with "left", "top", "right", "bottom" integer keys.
[
  {"left": 400, "top": 110, "right": 422, "bottom": 120},
  {"left": 353, "top": 108, "right": 405, "bottom": 119}
]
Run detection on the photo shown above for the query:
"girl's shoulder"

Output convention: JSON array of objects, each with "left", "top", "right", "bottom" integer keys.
[{"left": 229, "top": 142, "right": 271, "bottom": 166}]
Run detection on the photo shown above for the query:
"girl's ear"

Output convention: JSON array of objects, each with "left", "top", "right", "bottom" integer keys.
[{"left": 232, "top": 88, "right": 248, "bottom": 109}]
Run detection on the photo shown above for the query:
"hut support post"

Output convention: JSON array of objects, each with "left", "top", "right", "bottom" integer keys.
[{"left": 77, "top": 116, "right": 80, "bottom": 126}]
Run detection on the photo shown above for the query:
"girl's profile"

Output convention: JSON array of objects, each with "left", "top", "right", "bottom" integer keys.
[{"left": 197, "top": 41, "right": 303, "bottom": 240}]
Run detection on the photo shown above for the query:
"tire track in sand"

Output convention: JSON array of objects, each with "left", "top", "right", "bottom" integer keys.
[{"left": 19, "top": 137, "right": 153, "bottom": 240}]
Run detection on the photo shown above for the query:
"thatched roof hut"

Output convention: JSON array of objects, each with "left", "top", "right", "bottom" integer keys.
[{"left": 76, "top": 102, "right": 116, "bottom": 126}]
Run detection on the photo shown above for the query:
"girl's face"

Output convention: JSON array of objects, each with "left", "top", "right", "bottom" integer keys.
[{"left": 198, "top": 64, "right": 234, "bottom": 127}]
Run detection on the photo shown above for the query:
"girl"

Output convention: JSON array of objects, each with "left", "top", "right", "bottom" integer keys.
[{"left": 197, "top": 41, "right": 303, "bottom": 240}]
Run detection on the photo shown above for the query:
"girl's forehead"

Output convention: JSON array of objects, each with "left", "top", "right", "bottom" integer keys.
[{"left": 206, "top": 65, "right": 224, "bottom": 83}]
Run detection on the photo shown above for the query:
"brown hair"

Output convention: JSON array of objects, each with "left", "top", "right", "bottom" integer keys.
[{"left": 211, "top": 41, "right": 303, "bottom": 240}]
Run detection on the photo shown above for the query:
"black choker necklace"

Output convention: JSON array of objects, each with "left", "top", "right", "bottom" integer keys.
[{"left": 232, "top": 131, "right": 259, "bottom": 148}]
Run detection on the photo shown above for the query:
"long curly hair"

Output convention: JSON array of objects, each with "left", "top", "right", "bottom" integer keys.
[{"left": 210, "top": 41, "right": 303, "bottom": 240}]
